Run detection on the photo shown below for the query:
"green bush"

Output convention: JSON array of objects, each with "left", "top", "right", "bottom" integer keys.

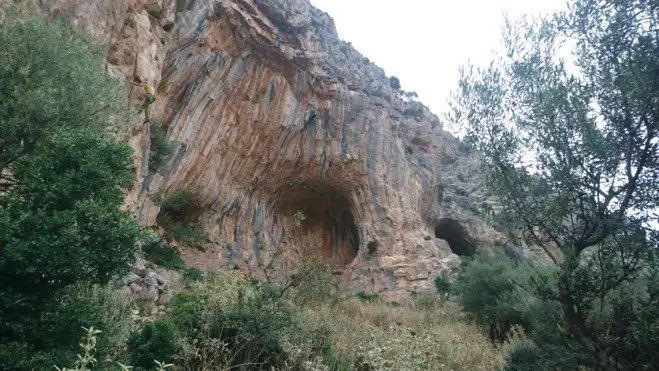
[
  {"left": 312, "top": 329, "right": 351, "bottom": 371},
  {"left": 127, "top": 319, "right": 180, "bottom": 370},
  {"left": 366, "top": 241, "right": 379, "bottom": 255},
  {"left": 402, "top": 107, "right": 423, "bottom": 118},
  {"left": 165, "top": 222, "right": 207, "bottom": 251},
  {"left": 452, "top": 248, "right": 590, "bottom": 369},
  {"left": 1, "top": 283, "right": 135, "bottom": 370},
  {"left": 157, "top": 188, "right": 197, "bottom": 222},
  {"left": 141, "top": 235, "right": 185, "bottom": 270},
  {"left": 289, "top": 233, "right": 340, "bottom": 307},
  {"left": 452, "top": 248, "right": 556, "bottom": 341},
  {"left": 182, "top": 267, "right": 205, "bottom": 282},
  {"left": 123, "top": 17, "right": 137, "bottom": 28},
  {"left": 504, "top": 339, "right": 586, "bottom": 371},
  {"left": 168, "top": 273, "right": 310, "bottom": 369},
  {"left": 504, "top": 342, "right": 545, "bottom": 371},
  {"left": 434, "top": 275, "right": 451, "bottom": 294},
  {"left": 55, "top": 284, "right": 135, "bottom": 360},
  {"left": 156, "top": 190, "right": 209, "bottom": 251},
  {"left": 356, "top": 292, "right": 381, "bottom": 303},
  {"left": 453, "top": 187, "right": 469, "bottom": 196},
  {"left": 594, "top": 273, "right": 659, "bottom": 369}
]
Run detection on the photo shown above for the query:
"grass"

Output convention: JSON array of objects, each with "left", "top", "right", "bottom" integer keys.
[
  {"left": 300, "top": 295, "right": 506, "bottom": 370},
  {"left": 54, "top": 270, "right": 507, "bottom": 370}
]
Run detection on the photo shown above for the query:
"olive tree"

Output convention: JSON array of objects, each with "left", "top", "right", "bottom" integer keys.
[
  {"left": 449, "top": 0, "right": 658, "bottom": 369},
  {"left": 0, "top": 11, "right": 126, "bottom": 190}
]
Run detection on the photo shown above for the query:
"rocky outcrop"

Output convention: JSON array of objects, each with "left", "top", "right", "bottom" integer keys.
[
  {"left": 37, "top": 0, "right": 501, "bottom": 298},
  {"left": 124, "top": 263, "right": 180, "bottom": 316}
]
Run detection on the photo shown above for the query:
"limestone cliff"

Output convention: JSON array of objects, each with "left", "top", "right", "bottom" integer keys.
[{"left": 37, "top": 0, "right": 500, "bottom": 296}]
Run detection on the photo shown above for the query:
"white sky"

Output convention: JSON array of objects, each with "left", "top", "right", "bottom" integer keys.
[{"left": 309, "top": 0, "right": 567, "bottom": 115}]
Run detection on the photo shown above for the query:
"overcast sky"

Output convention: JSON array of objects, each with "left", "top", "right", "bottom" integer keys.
[{"left": 308, "top": 0, "right": 567, "bottom": 116}]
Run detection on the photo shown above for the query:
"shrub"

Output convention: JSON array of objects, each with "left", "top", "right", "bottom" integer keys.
[
  {"left": 55, "top": 283, "right": 135, "bottom": 361},
  {"left": 157, "top": 188, "right": 197, "bottom": 222},
  {"left": 313, "top": 330, "right": 351, "bottom": 371},
  {"left": 182, "top": 267, "right": 205, "bottom": 282},
  {"left": 123, "top": 17, "right": 137, "bottom": 28},
  {"left": 366, "top": 241, "right": 379, "bottom": 255},
  {"left": 452, "top": 248, "right": 558, "bottom": 341},
  {"left": 453, "top": 187, "right": 469, "bottom": 196},
  {"left": 279, "top": 232, "right": 340, "bottom": 307},
  {"left": 168, "top": 272, "right": 310, "bottom": 369},
  {"left": 127, "top": 320, "right": 180, "bottom": 371},
  {"left": 165, "top": 222, "right": 207, "bottom": 251},
  {"left": 400, "top": 90, "right": 418, "bottom": 101},
  {"left": 402, "top": 107, "right": 423, "bottom": 118},
  {"left": 452, "top": 248, "right": 590, "bottom": 369},
  {"left": 389, "top": 76, "right": 401, "bottom": 90},
  {"left": 141, "top": 234, "right": 185, "bottom": 270},
  {"left": 344, "top": 300, "right": 504, "bottom": 370},
  {"left": 54, "top": 326, "right": 104, "bottom": 371},
  {"left": 434, "top": 275, "right": 451, "bottom": 295},
  {"left": 155, "top": 189, "right": 209, "bottom": 252},
  {"left": 300, "top": 293, "right": 506, "bottom": 370},
  {"left": 56, "top": 327, "right": 176, "bottom": 371},
  {"left": 504, "top": 341, "right": 544, "bottom": 371},
  {"left": 504, "top": 337, "right": 587, "bottom": 371},
  {"left": 11, "top": 283, "right": 136, "bottom": 370},
  {"left": 156, "top": 190, "right": 209, "bottom": 250},
  {"left": 356, "top": 292, "right": 381, "bottom": 303}
]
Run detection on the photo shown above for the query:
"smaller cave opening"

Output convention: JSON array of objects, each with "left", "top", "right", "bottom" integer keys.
[{"left": 434, "top": 218, "right": 477, "bottom": 256}]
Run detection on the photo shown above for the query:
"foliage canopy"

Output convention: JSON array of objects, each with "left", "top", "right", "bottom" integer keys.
[
  {"left": 449, "top": 0, "right": 658, "bottom": 369},
  {"left": 0, "top": 12, "right": 138, "bottom": 369}
]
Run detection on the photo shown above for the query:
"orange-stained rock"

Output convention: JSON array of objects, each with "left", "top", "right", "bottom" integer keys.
[{"left": 36, "top": 0, "right": 501, "bottom": 299}]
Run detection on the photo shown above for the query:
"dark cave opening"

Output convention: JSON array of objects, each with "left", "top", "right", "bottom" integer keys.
[
  {"left": 434, "top": 218, "right": 477, "bottom": 256},
  {"left": 277, "top": 183, "right": 359, "bottom": 267}
]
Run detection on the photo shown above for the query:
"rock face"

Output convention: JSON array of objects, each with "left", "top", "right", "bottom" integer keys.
[{"left": 37, "top": 0, "right": 501, "bottom": 297}]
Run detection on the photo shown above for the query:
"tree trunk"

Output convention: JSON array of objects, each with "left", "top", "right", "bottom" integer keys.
[{"left": 558, "top": 273, "right": 619, "bottom": 370}]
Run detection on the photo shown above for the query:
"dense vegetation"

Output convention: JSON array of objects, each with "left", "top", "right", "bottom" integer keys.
[
  {"left": 0, "top": 11, "right": 139, "bottom": 370},
  {"left": 449, "top": 0, "right": 658, "bottom": 369}
]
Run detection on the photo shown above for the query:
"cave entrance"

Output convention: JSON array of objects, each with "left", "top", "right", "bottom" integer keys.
[
  {"left": 434, "top": 218, "right": 477, "bottom": 256},
  {"left": 278, "top": 184, "right": 359, "bottom": 267}
]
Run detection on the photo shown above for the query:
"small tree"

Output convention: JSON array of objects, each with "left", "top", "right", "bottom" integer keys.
[
  {"left": 389, "top": 76, "right": 401, "bottom": 90},
  {"left": 449, "top": 0, "right": 658, "bottom": 369},
  {"left": 401, "top": 90, "right": 419, "bottom": 102}
]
